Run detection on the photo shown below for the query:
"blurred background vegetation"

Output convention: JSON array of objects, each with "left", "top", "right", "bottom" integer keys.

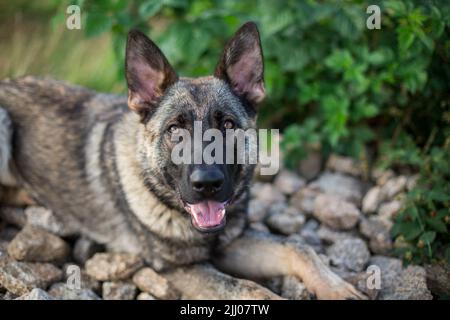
[{"left": 0, "top": 0, "right": 449, "bottom": 265}]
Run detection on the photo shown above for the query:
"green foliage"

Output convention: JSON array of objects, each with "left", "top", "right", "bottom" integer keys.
[
  {"left": 52, "top": 0, "right": 449, "bottom": 264},
  {"left": 387, "top": 143, "right": 450, "bottom": 265}
]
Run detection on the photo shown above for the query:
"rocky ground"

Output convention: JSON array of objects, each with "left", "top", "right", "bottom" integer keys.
[{"left": 0, "top": 154, "right": 448, "bottom": 300}]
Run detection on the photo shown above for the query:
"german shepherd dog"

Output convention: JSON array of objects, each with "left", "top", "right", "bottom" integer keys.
[{"left": 0, "top": 22, "right": 365, "bottom": 299}]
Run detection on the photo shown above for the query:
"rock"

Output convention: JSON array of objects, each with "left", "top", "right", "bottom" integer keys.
[
  {"left": 136, "top": 292, "right": 156, "bottom": 300},
  {"left": 327, "top": 238, "right": 370, "bottom": 272},
  {"left": 132, "top": 267, "right": 179, "bottom": 300},
  {"left": 425, "top": 262, "right": 450, "bottom": 297},
  {"left": 406, "top": 174, "right": 419, "bottom": 191},
  {"left": 0, "top": 206, "right": 26, "bottom": 227},
  {"left": 368, "top": 256, "right": 403, "bottom": 299},
  {"left": 380, "top": 176, "right": 407, "bottom": 200},
  {"left": 85, "top": 253, "right": 143, "bottom": 281},
  {"left": 0, "top": 256, "right": 63, "bottom": 295},
  {"left": 326, "top": 154, "right": 364, "bottom": 177},
  {"left": 280, "top": 276, "right": 312, "bottom": 300},
  {"left": 378, "top": 200, "right": 402, "bottom": 220},
  {"left": 289, "top": 187, "right": 321, "bottom": 215},
  {"left": 247, "top": 199, "right": 269, "bottom": 223},
  {"left": 15, "top": 288, "right": 54, "bottom": 300},
  {"left": 387, "top": 266, "right": 433, "bottom": 300},
  {"left": 25, "top": 206, "right": 71, "bottom": 236},
  {"left": 48, "top": 283, "right": 100, "bottom": 300},
  {"left": 313, "top": 194, "right": 361, "bottom": 230},
  {"left": 273, "top": 170, "right": 305, "bottom": 195},
  {"left": 102, "top": 281, "right": 137, "bottom": 300},
  {"left": 251, "top": 183, "right": 285, "bottom": 205},
  {"left": 298, "top": 144, "right": 322, "bottom": 180},
  {"left": 249, "top": 222, "right": 270, "bottom": 233},
  {"left": 309, "top": 172, "right": 365, "bottom": 205},
  {"left": 317, "top": 225, "right": 356, "bottom": 244},
  {"left": 73, "top": 237, "right": 104, "bottom": 265},
  {"left": 7, "top": 225, "right": 70, "bottom": 263},
  {"left": 372, "top": 169, "right": 394, "bottom": 186},
  {"left": 0, "top": 226, "right": 20, "bottom": 241},
  {"left": 359, "top": 216, "right": 392, "bottom": 254},
  {"left": 362, "top": 186, "right": 382, "bottom": 214},
  {"left": 266, "top": 206, "right": 305, "bottom": 235},
  {"left": 2, "top": 291, "right": 18, "bottom": 300},
  {"left": 299, "top": 219, "right": 321, "bottom": 247}
]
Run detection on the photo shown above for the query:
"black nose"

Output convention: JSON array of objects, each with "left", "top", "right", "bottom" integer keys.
[{"left": 190, "top": 167, "right": 224, "bottom": 196}]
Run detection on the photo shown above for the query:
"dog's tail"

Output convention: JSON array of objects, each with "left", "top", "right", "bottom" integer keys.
[{"left": 0, "top": 106, "right": 17, "bottom": 186}]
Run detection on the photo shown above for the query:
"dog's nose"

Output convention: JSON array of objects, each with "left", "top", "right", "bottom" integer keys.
[{"left": 190, "top": 168, "right": 224, "bottom": 196}]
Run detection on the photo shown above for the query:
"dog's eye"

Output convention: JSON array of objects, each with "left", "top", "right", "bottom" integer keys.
[
  {"left": 168, "top": 125, "right": 179, "bottom": 134},
  {"left": 223, "top": 120, "right": 235, "bottom": 130}
]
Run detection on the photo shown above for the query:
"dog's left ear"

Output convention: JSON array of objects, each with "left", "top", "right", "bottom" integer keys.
[
  {"left": 125, "top": 29, "right": 178, "bottom": 119},
  {"left": 215, "top": 22, "right": 265, "bottom": 106}
]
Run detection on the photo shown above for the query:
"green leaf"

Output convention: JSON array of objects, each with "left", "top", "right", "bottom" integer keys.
[
  {"left": 420, "top": 231, "right": 436, "bottom": 244},
  {"left": 425, "top": 217, "right": 448, "bottom": 233},
  {"left": 139, "top": 1, "right": 163, "bottom": 19},
  {"left": 85, "top": 12, "right": 113, "bottom": 37}
]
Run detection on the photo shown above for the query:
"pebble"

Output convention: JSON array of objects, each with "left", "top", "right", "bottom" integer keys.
[
  {"left": 327, "top": 238, "right": 370, "bottom": 272},
  {"left": 7, "top": 225, "right": 70, "bottom": 262},
  {"left": 85, "top": 253, "right": 143, "bottom": 281},
  {"left": 313, "top": 194, "right": 361, "bottom": 230},
  {"left": 273, "top": 170, "right": 305, "bottom": 195},
  {"left": 102, "top": 281, "right": 137, "bottom": 300},
  {"left": 132, "top": 267, "right": 179, "bottom": 300}
]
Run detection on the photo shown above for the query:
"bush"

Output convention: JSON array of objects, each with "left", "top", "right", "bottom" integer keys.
[{"left": 54, "top": 0, "right": 449, "bottom": 264}]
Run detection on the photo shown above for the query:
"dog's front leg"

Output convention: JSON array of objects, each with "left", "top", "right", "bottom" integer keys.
[
  {"left": 163, "top": 263, "right": 283, "bottom": 300},
  {"left": 212, "top": 230, "right": 367, "bottom": 300}
]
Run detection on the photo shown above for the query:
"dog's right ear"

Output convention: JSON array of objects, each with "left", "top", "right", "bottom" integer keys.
[{"left": 125, "top": 30, "right": 178, "bottom": 119}]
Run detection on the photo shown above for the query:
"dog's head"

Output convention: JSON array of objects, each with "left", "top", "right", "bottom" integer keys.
[{"left": 125, "top": 22, "right": 265, "bottom": 233}]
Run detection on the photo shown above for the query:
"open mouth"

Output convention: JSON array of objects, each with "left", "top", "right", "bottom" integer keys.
[{"left": 183, "top": 200, "right": 229, "bottom": 233}]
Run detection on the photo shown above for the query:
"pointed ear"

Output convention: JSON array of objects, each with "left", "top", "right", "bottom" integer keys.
[
  {"left": 214, "top": 22, "right": 265, "bottom": 106},
  {"left": 125, "top": 30, "right": 178, "bottom": 119}
]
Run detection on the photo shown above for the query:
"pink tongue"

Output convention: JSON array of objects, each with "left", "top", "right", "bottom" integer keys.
[{"left": 189, "top": 201, "right": 226, "bottom": 228}]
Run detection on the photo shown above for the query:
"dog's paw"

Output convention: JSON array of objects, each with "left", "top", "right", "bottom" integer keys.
[{"left": 308, "top": 269, "right": 368, "bottom": 300}]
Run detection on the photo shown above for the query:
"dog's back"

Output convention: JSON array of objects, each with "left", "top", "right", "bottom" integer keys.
[{"left": 0, "top": 76, "right": 135, "bottom": 242}]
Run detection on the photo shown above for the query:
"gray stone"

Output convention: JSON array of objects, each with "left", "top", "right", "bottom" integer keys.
[
  {"left": 383, "top": 266, "right": 433, "bottom": 300},
  {"left": 327, "top": 238, "right": 370, "bottom": 272},
  {"left": 266, "top": 206, "right": 305, "bottom": 235},
  {"left": 25, "top": 206, "right": 71, "bottom": 236},
  {"left": 102, "top": 281, "right": 137, "bottom": 300},
  {"left": 380, "top": 176, "right": 407, "bottom": 200},
  {"left": 48, "top": 283, "right": 100, "bottom": 300},
  {"left": 249, "top": 222, "right": 270, "bottom": 233},
  {"left": 0, "top": 256, "right": 63, "bottom": 295},
  {"left": 247, "top": 199, "right": 269, "bottom": 223},
  {"left": 273, "top": 170, "right": 305, "bottom": 195},
  {"left": 326, "top": 154, "right": 364, "bottom": 177},
  {"left": 251, "top": 183, "right": 285, "bottom": 205},
  {"left": 368, "top": 256, "right": 403, "bottom": 299},
  {"left": 73, "top": 237, "right": 103, "bottom": 265},
  {"left": 309, "top": 172, "right": 365, "bottom": 205},
  {"left": 85, "top": 252, "right": 143, "bottom": 281},
  {"left": 317, "top": 225, "right": 356, "bottom": 244},
  {"left": 132, "top": 267, "right": 180, "bottom": 300},
  {"left": 313, "top": 194, "right": 361, "bottom": 230},
  {"left": 136, "top": 292, "right": 156, "bottom": 300},
  {"left": 372, "top": 169, "right": 394, "bottom": 186},
  {"left": 15, "top": 288, "right": 55, "bottom": 300},
  {"left": 0, "top": 207, "right": 26, "bottom": 227},
  {"left": 378, "top": 200, "right": 402, "bottom": 220},
  {"left": 359, "top": 216, "right": 392, "bottom": 254},
  {"left": 362, "top": 186, "right": 382, "bottom": 214},
  {"left": 406, "top": 174, "right": 419, "bottom": 191},
  {"left": 62, "top": 264, "right": 100, "bottom": 292},
  {"left": 344, "top": 272, "right": 379, "bottom": 300},
  {"left": 289, "top": 187, "right": 320, "bottom": 215},
  {"left": 425, "top": 262, "right": 450, "bottom": 297},
  {"left": 281, "top": 276, "right": 312, "bottom": 300},
  {"left": 7, "top": 225, "right": 70, "bottom": 263}
]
